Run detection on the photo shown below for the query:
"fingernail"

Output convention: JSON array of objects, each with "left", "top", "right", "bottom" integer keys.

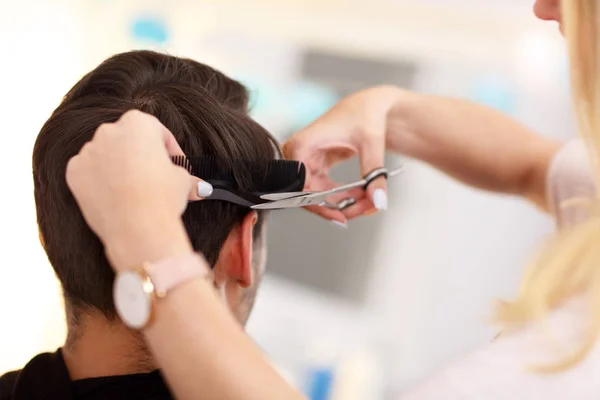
[
  {"left": 197, "top": 181, "right": 214, "bottom": 198},
  {"left": 330, "top": 220, "right": 348, "bottom": 229},
  {"left": 372, "top": 189, "right": 388, "bottom": 211}
]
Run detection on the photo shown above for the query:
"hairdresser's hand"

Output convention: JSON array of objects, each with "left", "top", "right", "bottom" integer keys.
[
  {"left": 65, "top": 110, "right": 213, "bottom": 269},
  {"left": 284, "top": 86, "right": 399, "bottom": 224},
  {"left": 287, "top": 83, "right": 562, "bottom": 220}
]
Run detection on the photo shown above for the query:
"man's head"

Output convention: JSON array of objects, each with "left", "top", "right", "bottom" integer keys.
[{"left": 33, "top": 50, "right": 278, "bottom": 326}]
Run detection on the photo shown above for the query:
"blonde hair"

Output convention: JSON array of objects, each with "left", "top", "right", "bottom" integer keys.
[{"left": 495, "top": 0, "right": 600, "bottom": 371}]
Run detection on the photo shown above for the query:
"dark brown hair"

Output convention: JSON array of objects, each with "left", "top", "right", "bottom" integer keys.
[{"left": 33, "top": 50, "right": 279, "bottom": 318}]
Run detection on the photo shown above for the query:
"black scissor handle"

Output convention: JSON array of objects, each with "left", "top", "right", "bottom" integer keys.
[{"left": 362, "top": 167, "right": 389, "bottom": 190}]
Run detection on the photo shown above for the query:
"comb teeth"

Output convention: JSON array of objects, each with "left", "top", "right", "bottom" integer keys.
[
  {"left": 171, "top": 155, "right": 305, "bottom": 194},
  {"left": 171, "top": 155, "right": 192, "bottom": 173}
]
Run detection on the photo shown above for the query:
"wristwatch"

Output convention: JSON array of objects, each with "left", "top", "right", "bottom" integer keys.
[{"left": 113, "top": 252, "right": 208, "bottom": 330}]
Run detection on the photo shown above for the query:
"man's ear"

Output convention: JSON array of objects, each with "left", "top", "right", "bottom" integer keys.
[{"left": 216, "top": 211, "right": 258, "bottom": 289}]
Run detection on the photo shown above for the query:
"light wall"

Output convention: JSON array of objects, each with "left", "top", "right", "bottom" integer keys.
[{"left": 0, "top": 0, "right": 87, "bottom": 372}]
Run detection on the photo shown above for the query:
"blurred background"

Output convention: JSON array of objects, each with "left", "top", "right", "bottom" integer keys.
[{"left": 0, "top": 0, "right": 573, "bottom": 398}]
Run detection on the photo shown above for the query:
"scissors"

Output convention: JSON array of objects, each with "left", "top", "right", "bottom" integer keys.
[{"left": 251, "top": 166, "right": 404, "bottom": 210}]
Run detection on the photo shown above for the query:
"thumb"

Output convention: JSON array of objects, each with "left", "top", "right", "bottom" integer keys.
[
  {"left": 189, "top": 176, "right": 213, "bottom": 202},
  {"left": 173, "top": 164, "right": 213, "bottom": 202},
  {"left": 359, "top": 136, "right": 388, "bottom": 211}
]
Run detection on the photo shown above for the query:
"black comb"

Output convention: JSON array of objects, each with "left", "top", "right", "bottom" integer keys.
[{"left": 171, "top": 155, "right": 306, "bottom": 207}]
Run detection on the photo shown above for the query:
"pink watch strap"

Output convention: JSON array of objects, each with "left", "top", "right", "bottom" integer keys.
[{"left": 144, "top": 253, "right": 208, "bottom": 297}]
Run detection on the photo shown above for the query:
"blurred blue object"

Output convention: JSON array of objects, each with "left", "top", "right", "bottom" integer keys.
[
  {"left": 232, "top": 75, "right": 338, "bottom": 133},
  {"left": 290, "top": 81, "right": 339, "bottom": 129},
  {"left": 131, "top": 16, "right": 169, "bottom": 44},
  {"left": 305, "top": 367, "right": 335, "bottom": 400},
  {"left": 468, "top": 76, "right": 516, "bottom": 115}
]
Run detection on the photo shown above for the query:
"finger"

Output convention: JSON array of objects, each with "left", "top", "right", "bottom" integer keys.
[
  {"left": 281, "top": 138, "right": 297, "bottom": 161},
  {"left": 325, "top": 187, "right": 365, "bottom": 205},
  {"left": 341, "top": 198, "right": 378, "bottom": 220},
  {"left": 92, "top": 122, "right": 112, "bottom": 140},
  {"left": 283, "top": 122, "right": 320, "bottom": 161},
  {"left": 358, "top": 136, "right": 388, "bottom": 211},
  {"left": 303, "top": 172, "right": 371, "bottom": 225},
  {"left": 161, "top": 125, "right": 185, "bottom": 156},
  {"left": 304, "top": 205, "right": 348, "bottom": 228},
  {"left": 172, "top": 165, "right": 213, "bottom": 202},
  {"left": 65, "top": 155, "right": 80, "bottom": 190},
  {"left": 119, "top": 110, "right": 184, "bottom": 156},
  {"left": 190, "top": 177, "right": 213, "bottom": 202}
]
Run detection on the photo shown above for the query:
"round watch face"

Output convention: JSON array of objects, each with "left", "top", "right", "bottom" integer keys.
[{"left": 114, "top": 271, "right": 152, "bottom": 329}]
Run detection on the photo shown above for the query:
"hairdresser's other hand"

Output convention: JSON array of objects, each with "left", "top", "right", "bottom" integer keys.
[
  {"left": 284, "top": 86, "right": 399, "bottom": 224},
  {"left": 65, "top": 110, "right": 213, "bottom": 269}
]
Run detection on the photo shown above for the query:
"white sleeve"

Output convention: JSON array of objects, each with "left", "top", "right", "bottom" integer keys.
[
  {"left": 399, "top": 297, "right": 600, "bottom": 399},
  {"left": 546, "top": 140, "right": 595, "bottom": 229}
]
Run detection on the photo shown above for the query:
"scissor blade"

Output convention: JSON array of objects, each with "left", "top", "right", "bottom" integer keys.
[
  {"left": 254, "top": 165, "right": 405, "bottom": 209},
  {"left": 259, "top": 191, "right": 314, "bottom": 201},
  {"left": 255, "top": 180, "right": 368, "bottom": 209},
  {"left": 261, "top": 181, "right": 362, "bottom": 202},
  {"left": 258, "top": 179, "right": 368, "bottom": 203},
  {"left": 388, "top": 166, "right": 404, "bottom": 177},
  {"left": 309, "top": 179, "right": 367, "bottom": 198},
  {"left": 251, "top": 197, "right": 307, "bottom": 209}
]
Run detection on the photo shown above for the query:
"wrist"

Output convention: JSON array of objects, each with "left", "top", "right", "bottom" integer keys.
[
  {"left": 364, "top": 86, "right": 413, "bottom": 150},
  {"left": 385, "top": 88, "right": 422, "bottom": 156},
  {"left": 105, "top": 217, "right": 193, "bottom": 271},
  {"left": 351, "top": 85, "right": 410, "bottom": 154}
]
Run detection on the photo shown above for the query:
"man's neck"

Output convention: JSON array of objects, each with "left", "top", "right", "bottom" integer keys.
[{"left": 62, "top": 309, "right": 157, "bottom": 380}]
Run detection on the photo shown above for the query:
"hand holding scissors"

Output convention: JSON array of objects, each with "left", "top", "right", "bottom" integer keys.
[
  {"left": 283, "top": 87, "right": 399, "bottom": 224},
  {"left": 252, "top": 166, "right": 403, "bottom": 210}
]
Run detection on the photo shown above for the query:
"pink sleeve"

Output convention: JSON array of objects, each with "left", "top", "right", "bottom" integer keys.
[{"left": 546, "top": 140, "right": 596, "bottom": 229}]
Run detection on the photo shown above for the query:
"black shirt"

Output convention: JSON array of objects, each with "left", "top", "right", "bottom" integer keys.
[{"left": 0, "top": 349, "right": 172, "bottom": 400}]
